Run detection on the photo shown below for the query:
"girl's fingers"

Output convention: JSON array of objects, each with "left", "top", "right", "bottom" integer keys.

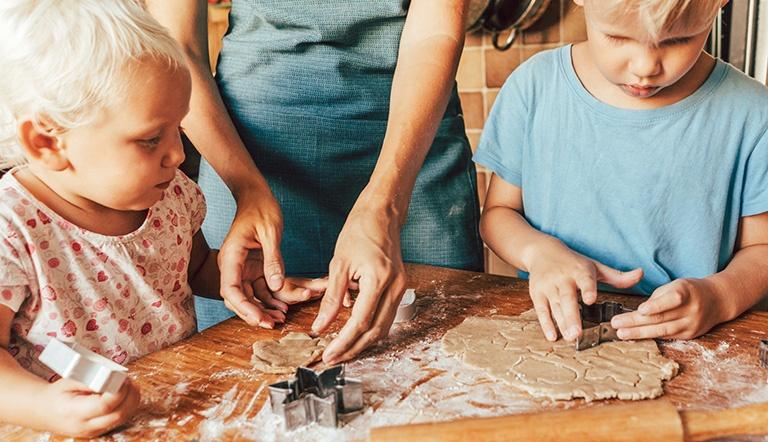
[{"left": 616, "top": 318, "right": 688, "bottom": 340}]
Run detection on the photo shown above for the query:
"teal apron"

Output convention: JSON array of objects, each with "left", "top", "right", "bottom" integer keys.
[{"left": 196, "top": 0, "right": 483, "bottom": 329}]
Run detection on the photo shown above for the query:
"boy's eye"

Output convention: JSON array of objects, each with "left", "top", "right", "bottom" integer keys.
[
  {"left": 660, "top": 37, "right": 692, "bottom": 47},
  {"left": 605, "top": 35, "right": 627, "bottom": 44}
]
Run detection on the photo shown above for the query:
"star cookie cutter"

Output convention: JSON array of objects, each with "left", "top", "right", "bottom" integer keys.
[{"left": 268, "top": 365, "right": 363, "bottom": 430}]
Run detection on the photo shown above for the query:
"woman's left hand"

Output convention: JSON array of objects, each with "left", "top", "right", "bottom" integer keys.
[
  {"left": 311, "top": 205, "right": 407, "bottom": 365},
  {"left": 610, "top": 278, "right": 727, "bottom": 340}
]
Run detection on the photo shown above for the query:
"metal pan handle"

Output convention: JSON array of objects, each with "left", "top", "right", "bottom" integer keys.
[{"left": 492, "top": 27, "right": 519, "bottom": 51}]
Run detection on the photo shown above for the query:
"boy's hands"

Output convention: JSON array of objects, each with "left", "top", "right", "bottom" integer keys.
[
  {"left": 45, "top": 378, "right": 140, "bottom": 438},
  {"left": 526, "top": 240, "right": 643, "bottom": 342},
  {"left": 611, "top": 278, "right": 727, "bottom": 340}
]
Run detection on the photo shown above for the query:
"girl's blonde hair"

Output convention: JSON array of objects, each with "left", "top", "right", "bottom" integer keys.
[
  {"left": 0, "top": 0, "right": 186, "bottom": 169},
  {"left": 588, "top": 0, "right": 723, "bottom": 42}
]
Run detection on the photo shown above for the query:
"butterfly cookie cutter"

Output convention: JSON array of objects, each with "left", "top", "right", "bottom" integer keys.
[
  {"left": 268, "top": 365, "right": 363, "bottom": 430},
  {"left": 576, "top": 300, "right": 634, "bottom": 351}
]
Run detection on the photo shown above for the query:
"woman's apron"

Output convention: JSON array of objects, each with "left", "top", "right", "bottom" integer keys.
[{"left": 195, "top": 0, "right": 483, "bottom": 329}]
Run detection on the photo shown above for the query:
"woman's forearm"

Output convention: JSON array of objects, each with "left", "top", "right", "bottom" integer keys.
[
  {"left": 360, "top": 0, "right": 469, "bottom": 224},
  {"left": 146, "top": 0, "right": 273, "bottom": 202}
]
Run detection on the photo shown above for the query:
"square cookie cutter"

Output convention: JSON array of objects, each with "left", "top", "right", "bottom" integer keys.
[
  {"left": 38, "top": 338, "right": 128, "bottom": 394},
  {"left": 576, "top": 300, "right": 634, "bottom": 351},
  {"left": 268, "top": 365, "right": 363, "bottom": 430}
]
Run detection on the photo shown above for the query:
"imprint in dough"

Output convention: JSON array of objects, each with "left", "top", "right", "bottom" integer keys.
[
  {"left": 442, "top": 311, "right": 679, "bottom": 401},
  {"left": 251, "top": 332, "right": 328, "bottom": 374}
]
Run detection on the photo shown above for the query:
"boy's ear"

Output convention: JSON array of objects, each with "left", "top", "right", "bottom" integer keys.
[{"left": 17, "top": 119, "right": 69, "bottom": 171}]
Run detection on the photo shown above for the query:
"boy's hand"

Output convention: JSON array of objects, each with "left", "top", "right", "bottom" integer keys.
[
  {"left": 610, "top": 278, "right": 727, "bottom": 340},
  {"left": 45, "top": 378, "right": 140, "bottom": 438},
  {"left": 526, "top": 240, "right": 643, "bottom": 342}
]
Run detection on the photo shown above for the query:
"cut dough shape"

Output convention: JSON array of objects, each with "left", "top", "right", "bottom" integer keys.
[
  {"left": 251, "top": 332, "right": 328, "bottom": 374},
  {"left": 442, "top": 311, "right": 678, "bottom": 401}
]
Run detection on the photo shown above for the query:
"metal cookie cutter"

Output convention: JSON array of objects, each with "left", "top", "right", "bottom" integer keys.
[
  {"left": 268, "top": 365, "right": 363, "bottom": 430},
  {"left": 38, "top": 338, "right": 128, "bottom": 394},
  {"left": 760, "top": 340, "right": 768, "bottom": 368},
  {"left": 575, "top": 300, "right": 634, "bottom": 351},
  {"left": 394, "top": 288, "right": 417, "bottom": 323}
]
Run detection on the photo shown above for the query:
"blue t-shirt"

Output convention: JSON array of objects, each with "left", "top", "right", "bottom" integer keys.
[{"left": 474, "top": 45, "right": 768, "bottom": 295}]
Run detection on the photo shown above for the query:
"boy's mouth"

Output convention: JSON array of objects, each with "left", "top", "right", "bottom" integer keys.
[{"left": 621, "top": 84, "right": 661, "bottom": 98}]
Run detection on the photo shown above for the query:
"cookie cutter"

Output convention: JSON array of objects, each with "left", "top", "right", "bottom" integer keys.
[
  {"left": 38, "top": 338, "right": 128, "bottom": 394},
  {"left": 394, "top": 288, "right": 417, "bottom": 323},
  {"left": 575, "top": 300, "right": 634, "bottom": 351},
  {"left": 268, "top": 365, "right": 363, "bottom": 430},
  {"left": 760, "top": 340, "right": 768, "bottom": 368}
]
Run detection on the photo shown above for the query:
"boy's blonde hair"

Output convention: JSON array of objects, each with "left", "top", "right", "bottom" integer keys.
[
  {"left": 0, "top": 0, "right": 186, "bottom": 169},
  {"left": 588, "top": 0, "right": 723, "bottom": 42}
]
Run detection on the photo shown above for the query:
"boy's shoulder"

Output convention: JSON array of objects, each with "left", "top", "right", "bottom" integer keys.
[{"left": 714, "top": 61, "right": 768, "bottom": 111}]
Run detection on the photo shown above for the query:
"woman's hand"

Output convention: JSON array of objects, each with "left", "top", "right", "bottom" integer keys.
[
  {"left": 218, "top": 191, "right": 287, "bottom": 329},
  {"left": 611, "top": 278, "right": 728, "bottom": 340},
  {"left": 311, "top": 205, "right": 407, "bottom": 365}
]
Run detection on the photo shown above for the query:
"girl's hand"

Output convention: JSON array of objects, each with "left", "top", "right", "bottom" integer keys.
[
  {"left": 44, "top": 378, "right": 140, "bottom": 438},
  {"left": 526, "top": 240, "right": 643, "bottom": 342},
  {"left": 611, "top": 278, "right": 727, "bottom": 340}
]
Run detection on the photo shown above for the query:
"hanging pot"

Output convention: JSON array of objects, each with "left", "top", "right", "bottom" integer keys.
[{"left": 467, "top": 0, "right": 553, "bottom": 51}]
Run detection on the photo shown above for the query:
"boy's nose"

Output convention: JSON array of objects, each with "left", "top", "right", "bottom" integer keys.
[{"left": 629, "top": 49, "right": 662, "bottom": 80}]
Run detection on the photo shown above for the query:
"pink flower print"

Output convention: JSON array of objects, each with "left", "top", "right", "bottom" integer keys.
[
  {"left": 12, "top": 204, "right": 25, "bottom": 216},
  {"left": 100, "top": 336, "right": 108, "bottom": 343},
  {"left": 25, "top": 219, "right": 36, "bottom": 229},
  {"left": 172, "top": 280, "right": 182, "bottom": 292},
  {"left": 112, "top": 351, "right": 128, "bottom": 364},
  {"left": 85, "top": 319, "right": 99, "bottom": 331},
  {"left": 71, "top": 241, "right": 81, "bottom": 252},
  {"left": 118, "top": 319, "right": 129, "bottom": 333},
  {"left": 47, "top": 258, "right": 60, "bottom": 268},
  {"left": 142, "top": 239, "right": 151, "bottom": 248},
  {"left": 1, "top": 289, "right": 12, "bottom": 301},
  {"left": 168, "top": 324, "right": 177, "bottom": 334},
  {"left": 141, "top": 322, "right": 152, "bottom": 335},
  {"left": 73, "top": 308, "right": 85, "bottom": 319},
  {"left": 46, "top": 332, "right": 57, "bottom": 338},
  {"left": 151, "top": 218, "right": 162, "bottom": 230},
  {"left": 176, "top": 235, "right": 182, "bottom": 245},
  {"left": 61, "top": 320, "right": 77, "bottom": 337},
  {"left": 41, "top": 285, "right": 57, "bottom": 301},
  {"left": 40, "top": 241, "right": 49, "bottom": 250},
  {"left": 66, "top": 273, "right": 76, "bottom": 282},
  {"left": 151, "top": 300, "right": 162, "bottom": 308},
  {"left": 93, "top": 297, "right": 108, "bottom": 312},
  {"left": 173, "top": 184, "right": 182, "bottom": 196},
  {"left": 37, "top": 209, "right": 51, "bottom": 224},
  {"left": 176, "top": 258, "right": 186, "bottom": 273},
  {"left": 96, "top": 271, "right": 109, "bottom": 282},
  {"left": 161, "top": 313, "right": 169, "bottom": 321}
]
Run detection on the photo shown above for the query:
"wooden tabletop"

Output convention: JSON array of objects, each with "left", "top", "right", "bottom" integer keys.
[{"left": 2, "top": 264, "right": 767, "bottom": 441}]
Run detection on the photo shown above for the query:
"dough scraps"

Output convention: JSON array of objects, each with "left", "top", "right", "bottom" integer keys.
[
  {"left": 251, "top": 332, "right": 329, "bottom": 374},
  {"left": 441, "top": 311, "right": 679, "bottom": 401}
]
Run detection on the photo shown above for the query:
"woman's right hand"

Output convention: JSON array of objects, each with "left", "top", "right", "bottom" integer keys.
[
  {"left": 44, "top": 378, "right": 140, "bottom": 438},
  {"left": 525, "top": 240, "right": 643, "bottom": 342}
]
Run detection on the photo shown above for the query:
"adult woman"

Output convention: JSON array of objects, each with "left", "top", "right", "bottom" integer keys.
[{"left": 148, "top": 0, "right": 483, "bottom": 364}]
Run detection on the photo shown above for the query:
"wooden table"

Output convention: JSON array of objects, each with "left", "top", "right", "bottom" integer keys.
[{"left": 2, "top": 264, "right": 767, "bottom": 441}]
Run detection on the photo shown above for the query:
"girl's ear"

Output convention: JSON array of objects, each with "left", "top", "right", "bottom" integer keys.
[{"left": 16, "top": 119, "right": 69, "bottom": 171}]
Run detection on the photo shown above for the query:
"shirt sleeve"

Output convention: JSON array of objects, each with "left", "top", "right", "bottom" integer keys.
[
  {"left": 472, "top": 64, "right": 532, "bottom": 187},
  {"left": 0, "top": 236, "right": 31, "bottom": 312},
  {"left": 172, "top": 171, "right": 207, "bottom": 234},
  {"left": 742, "top": 127, "right": 768, "bottom": 216}
]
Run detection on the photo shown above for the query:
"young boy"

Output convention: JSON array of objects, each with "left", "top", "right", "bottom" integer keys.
[{"left": 475, "top": 0, "right": 768, "bottom": 343}]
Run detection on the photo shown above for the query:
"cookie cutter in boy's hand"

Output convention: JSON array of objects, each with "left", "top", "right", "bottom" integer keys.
[
  {"left": 575, "top": 300, "right": 634, "bottom": 351},
  {"left": 268, "top": 365, "right": 363, "bottom": 430},
  {"left": 38, "top": 338, "right": 128, "bottom": 394}
]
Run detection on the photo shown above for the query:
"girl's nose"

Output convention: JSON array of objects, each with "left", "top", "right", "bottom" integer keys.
[{"left": 163, "top": 137, "right": 186, "bottom": 168}]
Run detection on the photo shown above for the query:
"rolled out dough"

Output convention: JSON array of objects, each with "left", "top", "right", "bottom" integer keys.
[
  {"left": 442, "top": 311, "right": 679, "bottom": 401},
  {"left": 251, "top": 332, "right": 328, "bottom": 374}
]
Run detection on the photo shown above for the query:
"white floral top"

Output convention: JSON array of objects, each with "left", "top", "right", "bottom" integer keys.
[{"left": 0, "top": 168, "right": 205, "bottom": 380}]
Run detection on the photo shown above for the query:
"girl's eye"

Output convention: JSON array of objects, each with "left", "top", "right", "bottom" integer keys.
[{"left": 139, "top": 136, "right": 161, "bottom": 147}]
